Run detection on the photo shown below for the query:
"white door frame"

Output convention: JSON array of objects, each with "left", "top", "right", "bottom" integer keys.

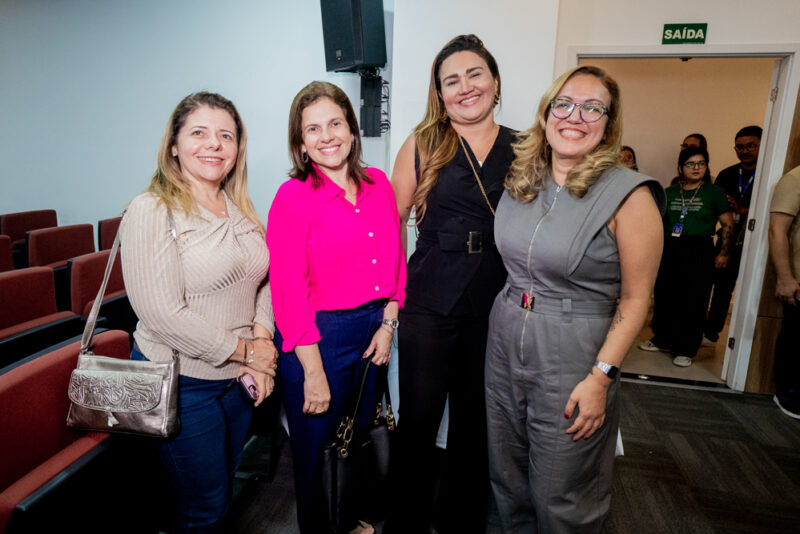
[{"left": 567, "top": 43, "right": 800, "bottom": 391}]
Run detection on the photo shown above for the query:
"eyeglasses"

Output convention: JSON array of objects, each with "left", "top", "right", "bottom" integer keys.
[
  {"left": 550, "top": 98, "right": 608, "bottom": 123},
  {"left": 734, "top": 143, "right": 759, "bottom": 152},
  {"left": 684, "top": 161, "right": 707, "bottom": 169}
]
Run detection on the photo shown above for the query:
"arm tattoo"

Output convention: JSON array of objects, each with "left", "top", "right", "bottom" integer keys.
[
  {"left": 607, "top": 308, "right": 624, "bottom": 334},
  {"left": 720, "top": 223, "right": 733, "bottom": 256}
]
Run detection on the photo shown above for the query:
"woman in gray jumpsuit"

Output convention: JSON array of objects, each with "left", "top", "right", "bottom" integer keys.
[{"left": 485, "top": 66, "right": 665, "bottom": 533}]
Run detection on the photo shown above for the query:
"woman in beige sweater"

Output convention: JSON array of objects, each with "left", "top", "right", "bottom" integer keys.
[{"left": 119, "top": 92, "right": 277, "bottom": 533}]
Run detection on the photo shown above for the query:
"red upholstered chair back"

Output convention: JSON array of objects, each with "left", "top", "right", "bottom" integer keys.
[
  {"left": 0, "top": 210, "right": 57, "bottom": 245},
  {"left": 68, "top": 251, "right": 125, "bottom": 316},
  {"left": 97, "top": 216, "right": 122, "bottom": 251},
  {"left": 0, "top": 235, "right": 12, "bottom": 273},
  {"left": 0, "top": 330, "right": 131, "bottom": 493},
  {"left": 0, "top": 267, "right": 57, "bottom": 330},
  {"left": 27, "top": 224, "right": 95, "bottom": 268}
]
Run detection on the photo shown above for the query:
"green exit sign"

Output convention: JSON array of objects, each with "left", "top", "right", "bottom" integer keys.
[{"left": 662, "top": 23, "right": 708, "bottom": 44}]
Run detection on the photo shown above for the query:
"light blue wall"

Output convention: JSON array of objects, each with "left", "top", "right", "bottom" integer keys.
[{"left": 0, "top": 0, "right": 392, "bottom": 231}]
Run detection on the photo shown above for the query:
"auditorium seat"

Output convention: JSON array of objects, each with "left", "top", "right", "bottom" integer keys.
[
  {"left": 0, "top": 210, "right": 57, "bottom": 269},
  {"left": 97, "top": 216, "right": 122, "bottom": 251},
  {"left": 0, "top": 210, "right": 57, "bottom": 247},
  {"left": 27, "top": 224, "right": 95, "bottom": 269},
  {"left": 0, "top": 267, "right": 82, "bottom": 368},
  {"left": 0, "top": 236, "right": 13, "bottom": 272},
  {"left": 26, "top": 224, "right": 95, "bottom": 311},
  {"left": 68, "top": 250, "right": 137, "bottom": 335},
  {"left": 0, "top": 330, "right": 129, "bottom": 533}
]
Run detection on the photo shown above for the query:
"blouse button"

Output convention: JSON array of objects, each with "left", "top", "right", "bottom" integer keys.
[
  {"left": 375, "top": 286, "right": 380, "bottom": 291},
  {"left": 368, "top": 232, "right": 374, "bottom": 237},
  {"left": 355, "top": 208, "right": 360, "bottom": 213},
  {"left": 372, "top": 259, "right": 377, "bottom": 264}
]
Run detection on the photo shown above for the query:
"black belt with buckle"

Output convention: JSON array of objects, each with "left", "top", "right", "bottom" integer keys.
[
  {"left": 418, "top": 229, "right": 493, "bottom": 254},
  {"left": 467, "top": 231, "right": 483, "bottom": 254}
]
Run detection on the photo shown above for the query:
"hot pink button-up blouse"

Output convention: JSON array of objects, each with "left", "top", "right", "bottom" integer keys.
[{"left": 267, "top": 167, "right": 407, "bottom": 352}]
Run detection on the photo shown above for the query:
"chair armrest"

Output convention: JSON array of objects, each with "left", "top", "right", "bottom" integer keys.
[{"left": 0, "top": 315, "right": 85, "bottom": 369}]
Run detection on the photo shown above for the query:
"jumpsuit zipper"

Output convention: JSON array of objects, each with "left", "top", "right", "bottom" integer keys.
[{"left": 519, "top": 184, "right": 563, "bottom": 362}]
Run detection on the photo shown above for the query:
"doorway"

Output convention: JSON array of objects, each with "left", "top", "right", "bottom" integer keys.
[
  {"left": 579, "top": 56, "right": 776, "bottom": 385},
  {"left": 571, "top": 46, "right": 800, "bottom": 390}
]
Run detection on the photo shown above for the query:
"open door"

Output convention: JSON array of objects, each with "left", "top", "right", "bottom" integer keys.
[{"left": 725, "top": 56, "right": 796, "bottom": 390}]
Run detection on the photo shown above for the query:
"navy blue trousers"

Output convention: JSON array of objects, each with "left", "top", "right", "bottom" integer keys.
[
  {"left": 276, "top": 300, "right": 382, "bottom": 534},
  {"left": 131, "top": 346, "right": 253, "bottom": 533}
]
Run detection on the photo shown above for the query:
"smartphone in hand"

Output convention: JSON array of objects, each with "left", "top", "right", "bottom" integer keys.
[{"left": 238, "top": 373, "right": 259, "bottom": 401}]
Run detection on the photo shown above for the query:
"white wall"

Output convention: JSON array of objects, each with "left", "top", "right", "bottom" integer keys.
[
  {"left": 555, "top": 0, "right": 800, "bottom": 74},
  {"left": 0, "top": 0, "right": 392, "bottom": 232},
  {"left": 582, "top": 57, "right": 775, "bottom": 187},
  {"left": 389, "top": 0, "right": 560, "bottom": 168}
]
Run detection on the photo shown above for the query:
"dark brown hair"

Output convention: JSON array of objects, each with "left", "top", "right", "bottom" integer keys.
[{"left": 287, "top": 81, "right": 370, "bottom": 189}]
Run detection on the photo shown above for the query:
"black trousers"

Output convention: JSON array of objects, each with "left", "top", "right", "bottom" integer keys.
[
  {"left": 652, "top": 236, "right": 715, "bottom": 358},
  {"left": 385, "top": 296, "right": 490, "bottom": 534},
  {"left": 775, "top": 302, "right": 800, "bottom": 413},
  {"left": 705, "top": 243, "right": 743, "bottom": 340}
]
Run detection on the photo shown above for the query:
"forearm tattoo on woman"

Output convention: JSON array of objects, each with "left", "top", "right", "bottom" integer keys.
[
  {"left": 607, "top": 309, "right": 624, "bottom": 334},
  {"left": 720, "top": 223, "right": 733, "bottom": 256}
]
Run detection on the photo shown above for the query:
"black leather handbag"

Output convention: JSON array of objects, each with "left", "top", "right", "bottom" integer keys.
[{"left": 321, "top": 360, "right": 395, "bottom": 533}]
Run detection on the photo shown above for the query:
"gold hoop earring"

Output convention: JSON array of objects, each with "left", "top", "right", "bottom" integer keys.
[{"left": 440, "top": 109, "right": 449, "bottom": 122}]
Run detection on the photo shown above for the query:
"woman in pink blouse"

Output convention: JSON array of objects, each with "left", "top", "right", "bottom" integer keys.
[{"left": 267, "top": 81, "right": 406, "bottom": 534}]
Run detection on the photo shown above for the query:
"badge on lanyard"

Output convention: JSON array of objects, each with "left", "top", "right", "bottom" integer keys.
[{"left": 673, "top": 185, "right": 700, "bottom": 238}]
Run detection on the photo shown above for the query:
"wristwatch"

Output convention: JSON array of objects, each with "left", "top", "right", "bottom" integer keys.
[
  {"left": 595, "top": 360, "right": 619, "bottom": 379},
  {"left": 382, "top": 318, "right": 399, "bottom": 330}
]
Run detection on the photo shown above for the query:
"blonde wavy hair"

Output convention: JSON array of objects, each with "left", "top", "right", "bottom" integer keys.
[
  {"left": 147, "top": 92, "right": 262, "bottom": 230},
  {"left": 506, "top": 65, "right": 623, "bottom": 203},
  {"left": 413, "top": 34, "right": 501, "bottom": 222}
]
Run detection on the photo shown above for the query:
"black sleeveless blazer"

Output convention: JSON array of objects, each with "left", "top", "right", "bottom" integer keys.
[{"left": 405, "top": 125, "right": 514, "bottom": 315}]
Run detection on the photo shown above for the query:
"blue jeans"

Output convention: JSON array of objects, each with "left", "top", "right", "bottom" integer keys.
[
  {"left": 277, "top": 300, "right": 383, "bottom": 534},
  {"left": 131, "top": 346, "right": 253, "bottom": 533}
]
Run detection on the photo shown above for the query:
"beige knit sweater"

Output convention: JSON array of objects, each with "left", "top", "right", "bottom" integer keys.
[{"left": 120, "top": 192, "right": 274, "bottom": 380}]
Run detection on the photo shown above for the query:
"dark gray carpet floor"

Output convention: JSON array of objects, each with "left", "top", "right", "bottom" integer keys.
[{"left": 229, "top": 380, "right": 800, "bottom": 533}]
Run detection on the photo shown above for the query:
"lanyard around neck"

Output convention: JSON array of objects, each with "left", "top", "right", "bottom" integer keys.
[
  {"left": 679, "top": 184, "right": 701, "bottom": 220},
  {"left": 738, "top": 166, "right": 754, "bottom": 198}
]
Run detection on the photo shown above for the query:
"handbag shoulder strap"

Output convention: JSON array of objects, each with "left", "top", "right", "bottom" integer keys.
[
  {"left": 458, "top": 134, "right": 496, "bottom": 217},
  {"left": 80, "top": 207, "right": 176, "bottom": 354},
  {"left": 348, "top": 359, "right": 372, "bottom": 422}
]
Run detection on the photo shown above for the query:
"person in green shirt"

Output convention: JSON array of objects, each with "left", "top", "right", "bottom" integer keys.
[{"left": 639, "top": 146, "right": 733, "bottom": 366}]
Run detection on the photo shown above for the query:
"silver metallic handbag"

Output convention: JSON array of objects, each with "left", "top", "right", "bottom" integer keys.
[{"left": 66, "top": 215, "right": 180, "bottom": 438}]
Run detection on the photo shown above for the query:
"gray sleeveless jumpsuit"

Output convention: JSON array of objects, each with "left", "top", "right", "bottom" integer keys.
[{"left": 485, "top": 167, "right": 664, "bottom": 533}]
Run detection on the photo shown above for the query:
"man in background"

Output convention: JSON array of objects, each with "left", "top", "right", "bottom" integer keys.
[
  {"left": 704, "top": 126, "right": 762, "bottom": 344},
  {"left": 768, "top": 164, "right": 800, "bottom": 418}
]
